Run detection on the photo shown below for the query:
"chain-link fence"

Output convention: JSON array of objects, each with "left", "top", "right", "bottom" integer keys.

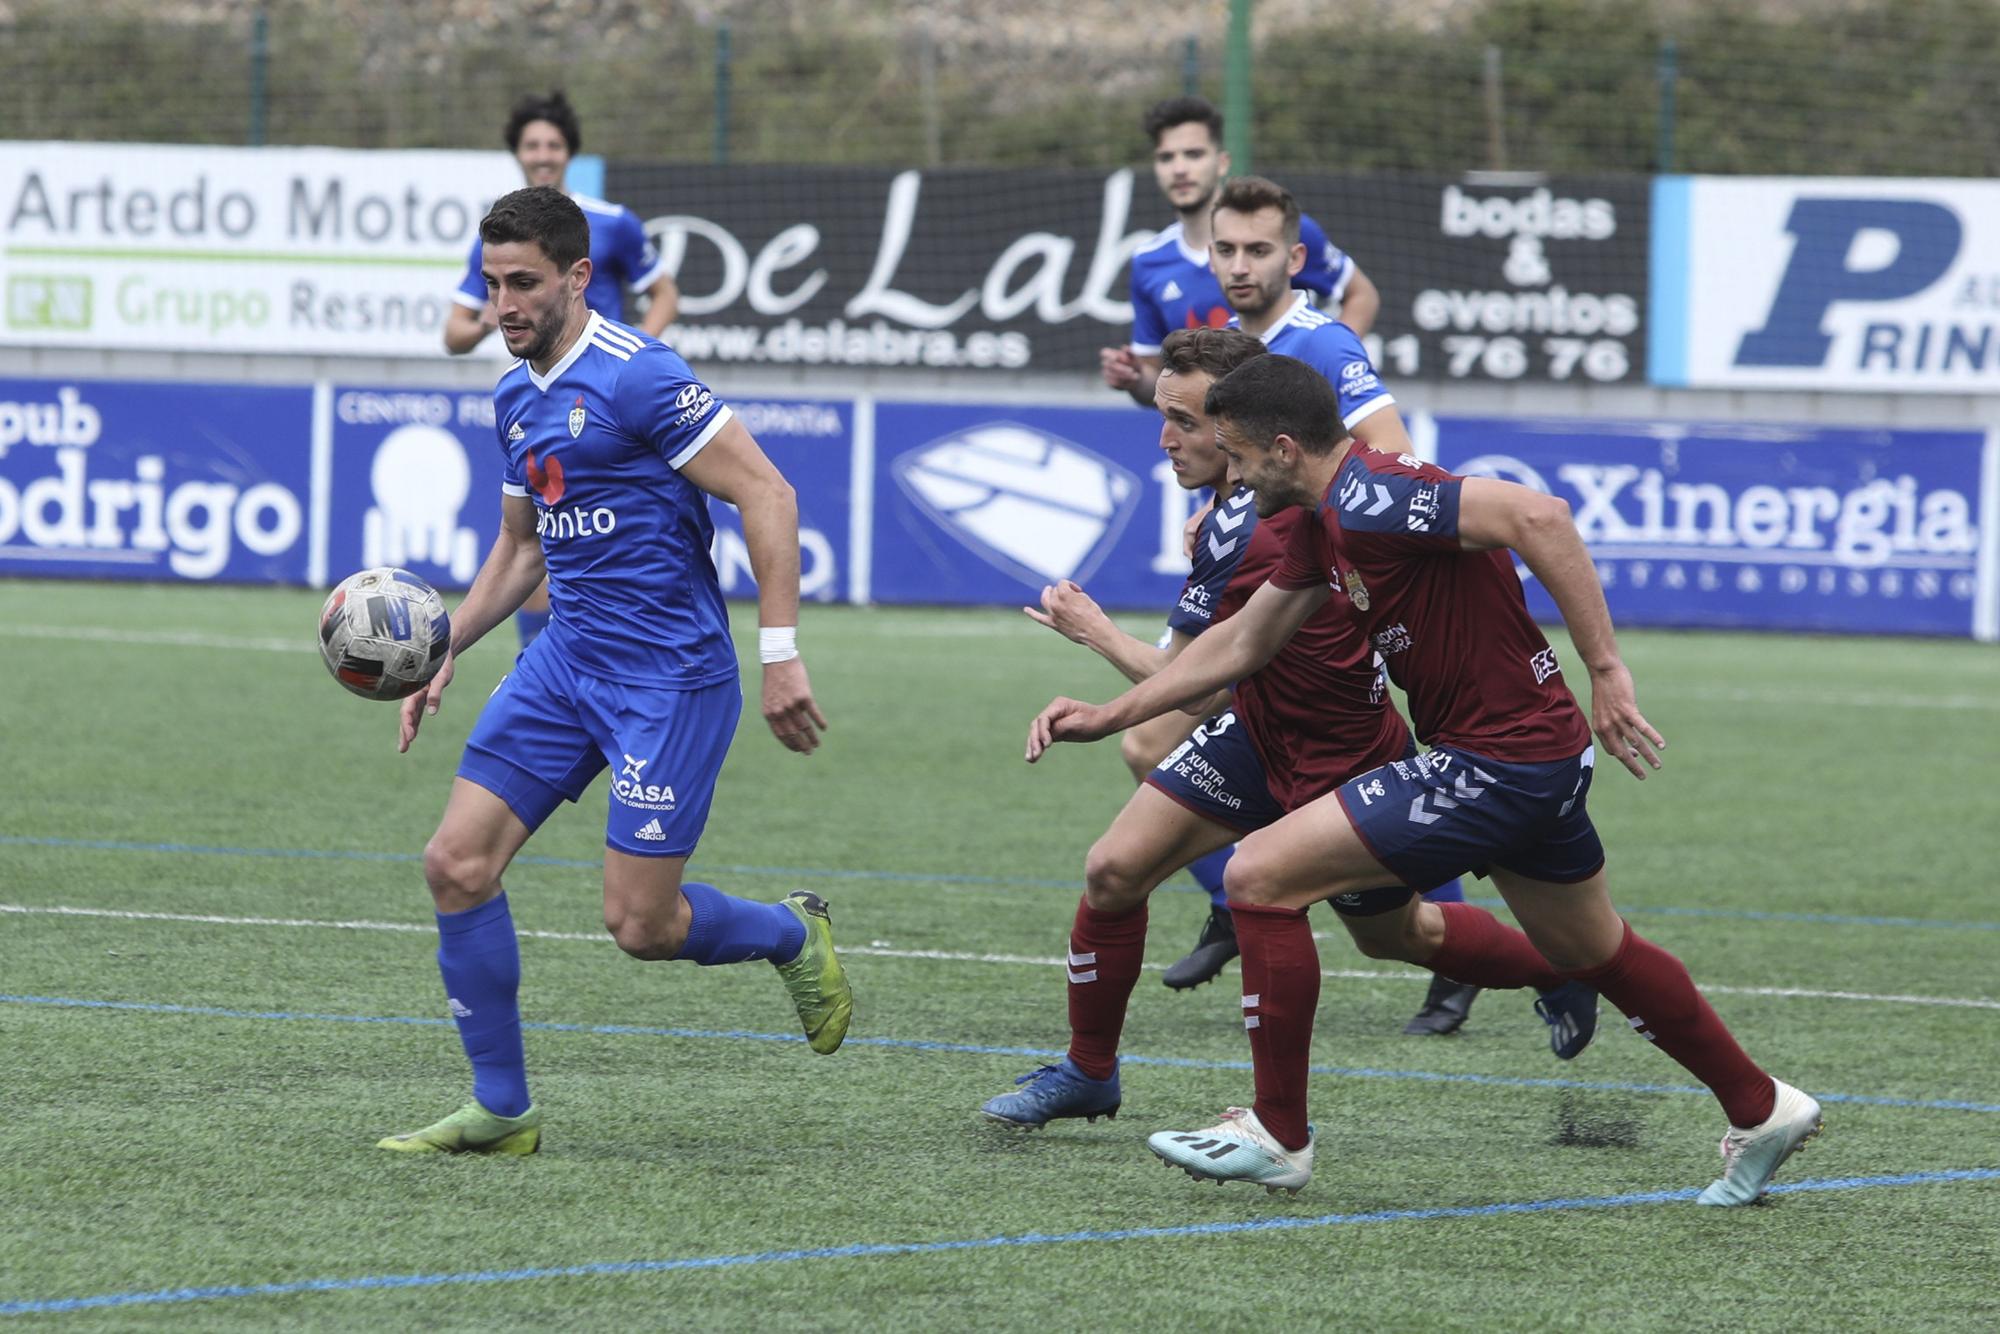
[{"left": 4, "top": 0, "right": 1999, "bottom": 175}]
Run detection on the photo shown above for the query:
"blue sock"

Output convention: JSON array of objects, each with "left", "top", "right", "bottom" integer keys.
[
  {"left": 1188, "top": 846, "right": 1235, "bottom": 910},
  {"left": 1421, "top": 877, "right": 1467, "bottom": 905},
  {"left": 435, "top": 892, "right": 530, "bottom": 1118},
  {"left": 678, "top": 883, "right": 807, "bottom": 965},
  {"left": 516, "top": 609, "right": 551, "bottom": 648}
]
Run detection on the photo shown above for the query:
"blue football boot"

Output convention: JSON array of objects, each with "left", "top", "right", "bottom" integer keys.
[
  {"left": 980, "top": 1057, "right": 1121, "bottom": 1128},
  {"left": 1534, "top": 981, "right": 1600, "bottom": 1060}
]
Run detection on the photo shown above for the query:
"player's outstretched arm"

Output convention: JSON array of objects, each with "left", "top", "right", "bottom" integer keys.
[
  {"left": 681, "top": 418, "right": 829, "bottom": 755},
  {"left": 1025, "top": 580, "right": 1321, "bottom": 762},
  {"left": 1024, "top": 579, "right": 1175, "bottom": 685},
  {"left": 400, "top": 494, "right": 544, "bottom": 752},
  {"left": 1457, "top": 477, "right": 1665, "bottom": 780}
]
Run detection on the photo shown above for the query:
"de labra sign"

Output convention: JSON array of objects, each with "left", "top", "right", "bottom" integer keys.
[
  {"left": 605, "top": 163, "right": 1648, "bottom": 383},
  {"left": 0, "top": 142, "right": 519, "bottom": 358}
]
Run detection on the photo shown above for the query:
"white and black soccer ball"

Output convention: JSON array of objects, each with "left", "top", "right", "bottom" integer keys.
[{"left": 317, "top": 567, "right": 451, "bottom": 701}]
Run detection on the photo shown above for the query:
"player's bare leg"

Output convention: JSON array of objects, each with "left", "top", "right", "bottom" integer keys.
[
  {"left": 1122, "top": 711, "right": 1241, "bottom": 989},
  {"left": 380, "top": 779, "right": 542, "bottom": 1154},
  {"left": 1490, "top": 866, "right": 1820, "bottom": 1205},
  {"left": 604, "top": 848, "right": 851, "bottom": 1053},
  {"left": 981, "top": 785, "right": 1235, "bottom": 1128}
]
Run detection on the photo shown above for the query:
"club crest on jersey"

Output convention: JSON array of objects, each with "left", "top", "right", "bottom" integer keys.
[
  {"left": 568, "top": 394, "right": 586, "bottom": 439},
  {"left": 1343, "top": 568, "right": 1371, "bottom": 611}
]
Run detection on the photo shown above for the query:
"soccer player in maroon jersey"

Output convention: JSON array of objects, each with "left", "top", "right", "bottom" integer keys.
[
  {"left": 1025, "top": 354, "right": 1822, "bottom": 1205},
  {"left": 981, "top": 329, "right": 1593, "bottom": 1130}
]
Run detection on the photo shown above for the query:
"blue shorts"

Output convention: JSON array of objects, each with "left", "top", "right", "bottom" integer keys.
[
  {"left": 1143, "top": 709, "right": 1287, "bottom": 834},
  {"left": 1336, "top": 744, "right": 1605, "bottom": 892},
  {"left": 458, "top": 636, "right": 741, "bottom": 858}
]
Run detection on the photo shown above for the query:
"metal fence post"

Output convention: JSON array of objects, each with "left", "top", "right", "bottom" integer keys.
[
  {"left": 1483, "top": 44, "right": 1507, "bottom": 171},
  {"left": 920, "top": 20, "right": 942, "bottom": 166},
  {"left": 714, "top": 22, "right": 732, "bottom": 166},
  {"left": 1656, "top": 37, "right": 1679, "bottom": 172},
  {"left": 1224, "top": 0, "right": 1252, "bottom": 171},
  {"left": 1183, "top": 34, "right": 1200, "bottom": 96},
  {"left": 248, "top": 4, "right": 269, "bottom": 147}
]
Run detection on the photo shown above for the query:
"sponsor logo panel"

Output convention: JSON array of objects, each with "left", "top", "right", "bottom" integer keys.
[
  {"left": 1438, "top": 416, "right": 1988, "bottom": 636},
  {"left": 0, "top": 142, "right": 520, "bottom": 357},
  {"left": 1668, "top": 176, "right": 2000, "bottom": 391},
  {"left": 0, "top": 377, "right": 313, "bottom": 581}
]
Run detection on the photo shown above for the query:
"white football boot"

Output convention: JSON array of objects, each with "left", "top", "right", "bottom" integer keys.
[
  {"left": 1147, "top": 1106, "right": 1314, "bottom": 1195},
  {"left": 1696, "top": 1078, "right": 1824, "bottom": 1206}
]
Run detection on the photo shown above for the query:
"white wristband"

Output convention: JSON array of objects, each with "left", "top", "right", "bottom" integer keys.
[{"left": 759, "top": 626, "right": 799, "bottom": 665}]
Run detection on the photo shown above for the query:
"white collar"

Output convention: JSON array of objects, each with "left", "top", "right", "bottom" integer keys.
[
  {"left": 527, "top": 310, "right": 602, "bottom": 393},
  {"left": 1172, "top": 221, "right": 1208, "bottom": 267},
  {"left": 1252, "top": 291, "right": 1315, "bottom": 344}
]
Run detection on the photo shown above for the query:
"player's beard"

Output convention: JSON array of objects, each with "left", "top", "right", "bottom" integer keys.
[
  {"left": 514, "top": 299, "right": 571, "bottom": 365},
  {"left": 1175, "top": 179, "right": 1219, "bottom": 220},
  {"left": 1228, "top": 269, "right": 1290, "bottom": 323}
]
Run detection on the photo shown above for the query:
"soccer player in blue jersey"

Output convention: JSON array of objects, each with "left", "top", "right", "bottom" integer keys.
[
  {"left": 381, "top": 187, "right": 849, "bottom": 1156},
  {"left": 1099, "top": 96, "right": 1380, "bottom": 412},
  {"left": 444, "top": 91, "right": 681, "bottom": 653}
]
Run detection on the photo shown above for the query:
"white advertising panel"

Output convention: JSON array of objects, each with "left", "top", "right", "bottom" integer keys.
[
  {"left": 1656, "top": 176, "right": 2000, "bottom": 392},
  {"left": 0, "top": 142, "right": 519, "bottom": 358}
]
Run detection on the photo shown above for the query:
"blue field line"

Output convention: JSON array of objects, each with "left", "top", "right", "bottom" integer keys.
[
  {"left": 4, "top": 1167, "right": 1996, "bottom": 1318},
  {"left": 6, "top": 834, "right": 1997, "bottom": 932},
  {"left": 7, "top": 993, "right": 1998, "bottom": 1116}
]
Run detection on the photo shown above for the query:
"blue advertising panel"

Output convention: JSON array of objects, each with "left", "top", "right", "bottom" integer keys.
[
  {"left": 706, "top": 398, "right": 853, "bottom": 604},
  {"left": 1434, "top": 417, "right": 1989, "bottom": 636},
  {"left": 327, "top": 390, "right": 853, "bottom": 602},
  {"left": 325, "top": 386, "right": 509, "bottom": 590},
  {"left": 0, "top": 377, "right": 313, "bottom": 582},
  {"left": 870, "top": 402, "right": 1194, "bottom": 609}
]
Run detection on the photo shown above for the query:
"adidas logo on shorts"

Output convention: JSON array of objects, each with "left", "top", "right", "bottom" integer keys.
[{"left": 634, "top": 818, "right": 666, "bottom": 842}]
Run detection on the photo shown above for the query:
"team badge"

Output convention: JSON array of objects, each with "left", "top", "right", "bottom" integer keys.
[
  {"left": 1343, "top": 568, "right": 1371, "bottom": 611},
  {"left": 568, "top": 394, "right": 586, "bottom": 439}
]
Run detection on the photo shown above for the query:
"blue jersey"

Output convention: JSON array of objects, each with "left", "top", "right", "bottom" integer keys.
[
  {"left": 493, "top": 312, "right": 735, "bottom": 688},
  {"left": 457, "top": 192, "right": 668, "bottom": 324},
  {"left": 1128, "top": 215, "right": 1352, "bottom": 356},
  {"left": 1241, "top": 292, "right": 1396, "bottom": 433}
]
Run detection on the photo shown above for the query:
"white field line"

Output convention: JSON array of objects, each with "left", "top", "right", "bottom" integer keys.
[
  {"left": 7, "top": 902, "right": 1997, "bottom": 1012},
  {"left": 6, "top": 622, "right": 1991, "bottom": 712},
  {"left": 3, "top": 622, "right": 1993, "bottom": 713},
  {"left": 0, "top": 624, "right": 307, "bottom": 653}
]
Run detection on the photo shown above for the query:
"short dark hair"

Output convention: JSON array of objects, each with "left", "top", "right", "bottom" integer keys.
[
  {"left": 1142, "top": 95, "right": 1223, "bottom": 147},
  {"left": 1160, "top": 327, "right": 1266, "bottom": 382},
  {"left": 504, "top": 90, "right": 582, "bottom": 154},
  {"left": 1203, "top": 355, "right": 1348, "bottom": 457},
  {"left": 479, "top": 186, "right": 590, "bottom": 272},
  {"left": 1213, "top": 175, "right": 1301, "bottom": 247}
]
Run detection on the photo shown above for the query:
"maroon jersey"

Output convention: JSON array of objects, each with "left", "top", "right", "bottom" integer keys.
[
  {"left": 1185, "top": 486, "right": 1410, "bottom": 811},
  {"left": 1272, "top": 447, "right": 1592, "bottom": 763}
]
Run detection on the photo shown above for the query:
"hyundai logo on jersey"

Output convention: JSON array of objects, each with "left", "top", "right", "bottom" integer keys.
[{"left": 890, "top": 420, "right": 1141, "bottom": 588}]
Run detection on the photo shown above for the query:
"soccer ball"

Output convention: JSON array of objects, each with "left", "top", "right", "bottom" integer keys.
[{"left": 317, "top": 567, "right": 451, "bottom": 701}]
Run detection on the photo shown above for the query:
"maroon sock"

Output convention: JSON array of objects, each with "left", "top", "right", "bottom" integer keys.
[
  {"left": 1427, "top": 902, "right": 1567, "bottom": 991},
  {"left": 1567, "top": 922, "right": 1776, "bottom": 1128},
  {"left": 1065, "top": 897, "right": 1148, "bottom": 1080},
  {"left": 1232, "top": 901, "right": 1320, "bottom": 1151}
]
